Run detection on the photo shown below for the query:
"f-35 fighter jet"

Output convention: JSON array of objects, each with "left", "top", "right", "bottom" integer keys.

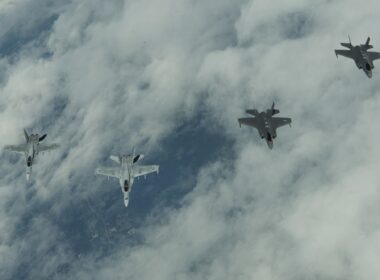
[
  {"left": 4, "top": 129, "right": 60, "bottom": 180},
  {"left": 95, "top": 151, "right": 159, "bottom": 207},
  {"left": 238, "top": 103, "right": 292, "bottom": 149},
  {"left": 335, "top": 36, "right": 380, "bottom": 78}
]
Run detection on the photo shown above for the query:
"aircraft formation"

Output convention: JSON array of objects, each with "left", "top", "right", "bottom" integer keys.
[{"left": 3, "top": 36, "right": 380, "bottom": 207}]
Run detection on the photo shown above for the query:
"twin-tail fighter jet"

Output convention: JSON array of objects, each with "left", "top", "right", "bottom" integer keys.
[
  {"left": 4, "top": 129, "right": 60, "bottom": 180},
  {"left": 95, "top": 150, "right": 159, "bottom": 207},
  {"left": 335, "top": 36, "right": 380, "bottom": 78},
  {"left": 238, "top": 103, "right": 292, "bottom": 149}
]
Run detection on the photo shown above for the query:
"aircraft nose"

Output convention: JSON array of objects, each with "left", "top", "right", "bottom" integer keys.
[
  {"left": 26, "top": 173, "right": 30, "bottom": 181},
  {"left": 124, "top": 197, "right": 129, "bottom": 207},
  {"left": 267, "top": 141, "right": 274, "bottom": 149},
  {"left": 367, "top": 71, "right": 373, "bottom": 78}
]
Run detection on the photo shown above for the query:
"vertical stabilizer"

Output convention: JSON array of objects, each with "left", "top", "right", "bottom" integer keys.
[
  {"left": 340, "top": 35, "right": 353, "bottom": 49},
  {"left": 23, "top": 129, "right": 29, "bottom": 142}
]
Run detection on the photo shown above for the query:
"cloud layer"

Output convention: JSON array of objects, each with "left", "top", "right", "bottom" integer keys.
[{"left": 1, "top": 0, "right": 380, "bottom": 279}]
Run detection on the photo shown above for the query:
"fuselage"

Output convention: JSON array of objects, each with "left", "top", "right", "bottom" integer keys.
[
  {"left": 118, "top": 154, "right": 146, "bottom": 206},
  {"left": 118, "top": 155, "right": 135, "bottom": 207},
  {"left": 257, "top": 112, "right": 276, "bottom": 149},
  {"left": 353, "top": 46, "right": 374, "bottom": 78},
  {"left": 24, "top": 135, "right": 40, "bottom": 180}
]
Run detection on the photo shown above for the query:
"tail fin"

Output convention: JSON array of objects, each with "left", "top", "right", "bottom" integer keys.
[
  {"left": 23, "top": 129, "right": 29, "bottom": 142},
  {"left": 340, "top": 35, "right": 353, "bottom": 49},
  {"left": 39, "top": 134, "right": 47, "bottom": 142},
  {"left": 271, "top": 102, "right": 280, "bottom": 115},
  {"left": 363, "top": 37, "right": 373, "bottom": 50}
]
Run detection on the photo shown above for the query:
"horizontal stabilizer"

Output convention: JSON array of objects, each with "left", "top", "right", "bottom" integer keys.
[
  {"left": 110, "top": 155, "right": 121, "bottom": 164},
  {"left": 246, "top": 109, "right": 259, "bottom": 116},
  {"left": 341, "top": 42, "right": 352, "bottom": 49}
]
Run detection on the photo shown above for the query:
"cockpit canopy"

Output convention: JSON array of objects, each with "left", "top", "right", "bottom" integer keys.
[{"left": 27, "top": 156, "right": 32, "bottom": 167}]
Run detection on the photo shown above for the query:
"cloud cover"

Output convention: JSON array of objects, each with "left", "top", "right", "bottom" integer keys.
[{"left": 1, "top": 0, "right": 380, "bottom": 279}]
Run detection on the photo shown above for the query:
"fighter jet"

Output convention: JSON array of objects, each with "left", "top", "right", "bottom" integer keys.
[
  {"left": 335, "top": 36, "right": 380, "bottom": 78},
  {"left": 95, "top": 151, "right": 159, "bottom": 207},
  {"left": 238, "top": 102, "right": 292, "bottom": 149},
  {"left": 4, "top": 129, "right": 60, "bottom": 180}
]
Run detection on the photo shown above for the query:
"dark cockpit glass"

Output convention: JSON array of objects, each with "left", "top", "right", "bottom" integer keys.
[
  {"left": 124, "top": 180, "right": 129, "bottom": 192},
  {"left": 27, "top": 156, "right": 32, "bottom": 167},
  {"left": 266, "top": 133, "right": 272, "bottom": 142}
]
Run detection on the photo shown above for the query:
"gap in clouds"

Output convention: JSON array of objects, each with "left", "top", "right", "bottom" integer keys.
[{"left": 7, "top": 106, "right": 235, "bottom": 278}]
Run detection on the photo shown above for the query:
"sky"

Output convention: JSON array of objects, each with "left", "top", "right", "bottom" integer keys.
[{"left": 1, "top": 0, "right": 380, "bottom": 279}]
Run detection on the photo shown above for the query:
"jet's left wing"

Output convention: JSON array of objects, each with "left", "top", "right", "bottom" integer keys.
[
  {"left": 39, "top": 144, "right": 60, "bottom": 153},
  {"left": 335, "top": 49, "right": 354, "bottom": 59},
  {"left": 272, "top": 117, "right": 292, "bottom": 129},
  {"left": 95, "top": 167, "right": 121, "bottom": 179},
  {"left": 4, "top": 145, "right": 27, "bottom": 154},
  {"left": 133, "top": 165, "right": 159, "bottom": 178},
  {"left": 238, "top": 118, "right": 258, "bottom": 128},
  {"left": 368, "top": 51, "right": 380, "bottom": 61}
]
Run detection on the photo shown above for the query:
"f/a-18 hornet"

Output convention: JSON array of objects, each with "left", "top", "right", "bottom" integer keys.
[
  {"left": 238, "top": 102, "right": 292, "bottom": 149},
  {"left": 335, "top": 36, "right": 380, "bottom": 78},
  {"left": 95, "top": 151, "right": 159, "bottom": 207},
  {"left": 4, "top": 129, "right": 60, "bottom": 180}
]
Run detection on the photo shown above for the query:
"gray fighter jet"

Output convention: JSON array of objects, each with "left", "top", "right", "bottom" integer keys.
[
  {"left": 4, "top": 129, "right": 60, "bottom": 180},
  {"left": 335, "top": 36, "right": 380, "bottom": 78},
  {"left": 95, "top": 151, "right": 159, "bottom": 207},
  {"left": 238, "top": 103, "right": 292, "bottom": 149}
]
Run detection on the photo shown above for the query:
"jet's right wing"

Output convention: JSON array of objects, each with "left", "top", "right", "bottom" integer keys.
[
  {"left": 4, "top": 145, "right": 27, "bottom": 154},
  {"left": 335, "top": 49, "right": 354, "bottom": 59},
  {"left": 133, "top": 165, "right": 159, "bottom": 178},
  {"left": 368, "top": 51, "right": 380, "bottom": 61},
  {"left": 95, "top": 167, "right": 121, "bottom": 179},
  {"left": 272, "top": 117, "right": 292, "bottom": 129},
  {"left": 238, "top": 118, "right": 259, "bottom": 128},
  {"left": 39, "top": 143, "right": 60, "bottom": 153}
]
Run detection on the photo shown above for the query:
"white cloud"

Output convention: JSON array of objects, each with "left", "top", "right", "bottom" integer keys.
[{"left": 1, "top": 0, "right": 380, "bottom": 279}]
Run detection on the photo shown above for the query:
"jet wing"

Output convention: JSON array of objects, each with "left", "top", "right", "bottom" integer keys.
[
  {"left": 133, "top": 165, "right": 159, "bottom": 178},
  {"left": 238, "top": 118, "right": 258, "bottom": 128},
  {"left": 335, "top": 49, "right": 354, "bottom": 59},
  {"left": 39, "top": 143, "right": 60, "bottom": 153},
  {"left": 95, "top": 167, "right": 121, "bottom": 179},
  {"left": 4, "top": 144, "right": 26, "bottom": 154},
  {"left": 272, "top": 117, "right": 292, "bottom": 129},
  {"left": 368, "top": 51, "right": 380, "bottom": 61}
]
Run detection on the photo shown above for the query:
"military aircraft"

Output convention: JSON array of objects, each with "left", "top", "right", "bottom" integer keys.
[
  {"left": 4, "top": 129, "right": 60, "bottom": 180},
  {"left": 95, "top": 151, "right": 159, "bottom": 207},
  {"left": 335, "top": 36, "right": 380, "bottom": 78},
  {"left": 238, "top": 103, "right": 292, "bottom": 149}
]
